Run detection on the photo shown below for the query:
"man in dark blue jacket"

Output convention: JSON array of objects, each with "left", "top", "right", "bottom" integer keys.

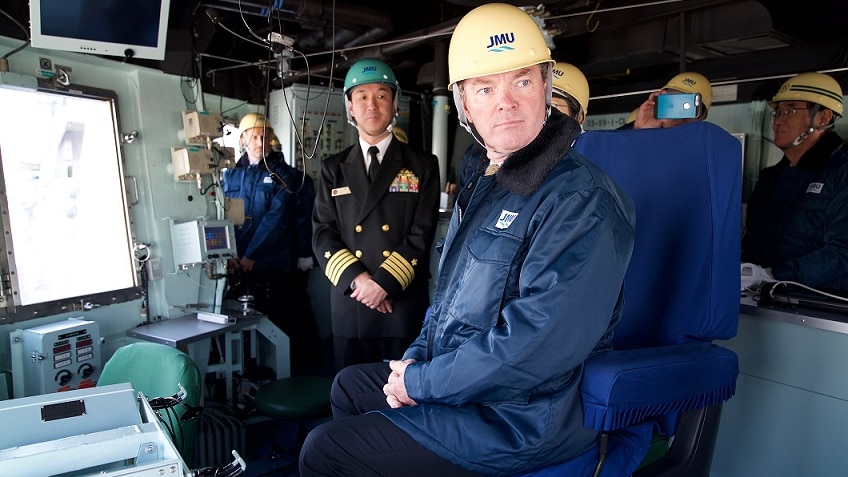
[
  {"left": 743, "top": 72, "right": 848, "bottom": 294},
  {"left": 299, "top": 4, "right": 635, "bottom": 476},
  {"left": 223, "top": 113, "right": 321, "bottom": 371}
]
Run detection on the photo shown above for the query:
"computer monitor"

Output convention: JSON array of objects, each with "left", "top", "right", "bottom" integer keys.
[
  {"left": 171, "top": 219, "right": 237, "bottom": 267},
  {"left": 29, "top": 0, "right": 171, "bottom": 61},
  {"left": 203, "top": 223, "right": 234, "bottom": 255}
]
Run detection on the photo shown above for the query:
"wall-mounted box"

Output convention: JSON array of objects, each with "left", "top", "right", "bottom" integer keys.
[
  {"left": 10, "top": 317, "right": 101, "bottom": 398},
  {"left": 171, "top": 146, "right": 233, "bottom": 181},
  {"left": 182, "top": 110, "right": 224, "bottom": 143}
]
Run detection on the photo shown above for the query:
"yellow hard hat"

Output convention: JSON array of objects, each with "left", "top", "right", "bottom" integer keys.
[
  {"left": 238, "top": 112, "right": 272, "bottom": 138},
  {"left": 626, "top": 108, "right": 639, "bottom": 124},
  {"left": 769, "top": 72, "right": 843, "bottom": 117},
  {"left": 392, "top": 126, "right": 408, "bottom": 144},
  {"left": 448, "top": 3, "right": 553, "bottom": 90},
  {"left": 662, "top": 72, "right": 712, "bottom": 116},
  {"left": 552, "top": 62, "right": 590, "bottom": 117}
]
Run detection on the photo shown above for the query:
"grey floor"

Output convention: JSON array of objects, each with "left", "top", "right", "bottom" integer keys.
[{"left": 241, "top": 414, "right": 331, "bottom": 477}]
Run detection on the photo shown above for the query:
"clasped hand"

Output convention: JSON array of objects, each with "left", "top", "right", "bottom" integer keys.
[
  {"left": 351, "top": 272, "right": 393, "bottom": 313},
  {"left": 383, "top": 359, "right": 417, "bottom": 409},
  {"left": 297, "top": 256, "right": 314, "bottom": 271}
]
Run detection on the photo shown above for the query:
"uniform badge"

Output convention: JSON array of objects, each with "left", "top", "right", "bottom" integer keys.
[
  {"left": 332, "top": 186, "right": 352, "bottom": 196},
  {"left": 495, "top": 210, "right": 518, "bottom": 229},
  {"left": 806, "top": 182, "right": 824, "bottom": 194},
  {"left": 389, "top": 168, "right": 420, "bottom": 192}
]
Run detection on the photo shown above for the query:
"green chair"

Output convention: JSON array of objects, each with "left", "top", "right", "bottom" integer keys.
[
  {"left": 253, "top": 376, "right": 333, "bottom": 461},
  {"left": 98, "top": 342, "right": 203, "bottom": 467}
]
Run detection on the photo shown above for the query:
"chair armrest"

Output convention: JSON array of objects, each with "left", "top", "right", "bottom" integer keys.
[{"left": 580, "top": 343, "right": 738, "bottom": 431}]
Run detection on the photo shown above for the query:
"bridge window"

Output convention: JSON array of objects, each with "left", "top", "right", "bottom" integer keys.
[{"left": 0, "top": 82, "right": 138, "bottom": 322}]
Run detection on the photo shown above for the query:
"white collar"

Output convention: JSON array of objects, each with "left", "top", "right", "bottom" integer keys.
[{"left": 359, "top": 135, "right": 393, "bottom": 163}]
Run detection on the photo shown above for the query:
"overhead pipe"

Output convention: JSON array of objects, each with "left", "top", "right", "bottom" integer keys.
[
  {"left": 678, "top": 11, "right": 687, "bottom": 73},
  {"left": 431, "top": 40, "right": 450, "bottom": 191},
  {"left": 215, "top": 0, "right": 393, "bottom": 50},
  {"left": 280, "top": 17, "right": 459, "bottom": 85},
  {"left": 546, "top": 0, "right": 738, "bottom": 37}
]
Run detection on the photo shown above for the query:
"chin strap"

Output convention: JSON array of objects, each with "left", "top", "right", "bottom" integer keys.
[
  {"left": 462, "top": 114, "right": 551, "bottom": 162},
  {"left": 785, "top": 104, "right": 824, "bottom": 149},
  {"left": 454, "top": 65, "right": 554, "bottom": 157}
]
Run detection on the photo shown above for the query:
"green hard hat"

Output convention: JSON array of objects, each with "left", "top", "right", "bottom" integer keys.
[{"left": 343, "top": 58, "right": 400, "bottom": 98}]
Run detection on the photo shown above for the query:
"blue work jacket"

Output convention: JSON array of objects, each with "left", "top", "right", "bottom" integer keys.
[
  {"left": 379, "top": 112, "right": 636, "bottom": 476},
  {"left": 743, "top": 131, "right": 848, "bottom": 293},
  {"left": 222, "top": 151, "right": 314, "bottom": 272}
]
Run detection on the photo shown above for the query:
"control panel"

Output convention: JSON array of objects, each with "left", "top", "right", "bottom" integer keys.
[{"left": 10, "top": 318, "right": 101, "bottom": 398}]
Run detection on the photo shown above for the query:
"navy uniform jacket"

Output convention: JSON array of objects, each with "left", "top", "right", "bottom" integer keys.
[
  {"left": 457, "top": 142, "right": 486, "bottom": 191},
  {"left": 378, "top": 112, "right": 636, "bottom": 475},
  {"left": 222, "top": 151, "right": 314, "bottom": 272},
  {"left": 743, "top": 131, "right": 848, "bottom": 293},
  {"left": 312, "top": 137, "right": 440, "bottom": 339}
]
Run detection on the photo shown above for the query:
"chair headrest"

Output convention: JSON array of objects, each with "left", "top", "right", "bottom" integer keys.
[{"left": 573, "top": 122, "right": 742, "bottom": 347}]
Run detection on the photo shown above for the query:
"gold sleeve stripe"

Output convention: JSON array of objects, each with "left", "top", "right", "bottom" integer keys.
[
  {"left": 379, "top": 252, "right": 415, "bottom": 289},
  {"left": 326, "top": 249, "right": 358, "bottom": 286}
]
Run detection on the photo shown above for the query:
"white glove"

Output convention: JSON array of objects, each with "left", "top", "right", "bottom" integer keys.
[
  {"left": 297, "top": 257, "right": 314, "bottom": 271},
  {"left": 740, "top": 262, "right": 774, "bottom": 291}
]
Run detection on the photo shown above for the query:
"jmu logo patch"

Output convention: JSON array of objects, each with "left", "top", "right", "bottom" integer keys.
[
  {"left": 495, "top": 210, "right": 518, "bottom": 229},
  {"left": 806, "top": 182, "right": 824, "bottom": 194},
  {"left": 486, "top": 32, "right": 516, "bottom": 53}
]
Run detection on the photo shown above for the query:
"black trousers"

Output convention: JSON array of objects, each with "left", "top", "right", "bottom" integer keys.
[
  {"left": 298, "top": 363, "right": 482, "bottom": 477},
  {"left": 332, "top": 335, "right": 414, "bottom": 372}
]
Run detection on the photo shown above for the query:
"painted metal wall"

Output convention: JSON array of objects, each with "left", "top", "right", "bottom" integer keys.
[
  {"left": 0, "top": 35, "right": 259, "bottom": 374},
  {"left": 713, "top": 312, "right": 848, "bottom": 476}
]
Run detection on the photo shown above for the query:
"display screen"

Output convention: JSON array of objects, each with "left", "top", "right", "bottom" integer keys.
[
  {"left": 40, "top": 0, "right": 161, "bottom": 47},
  {"left": 0, "top": 85, "right": 137, "bottom": 310},
  {"left": 204, "top": 226, "right": 230, "bottom": 251},
  {"left": 29, "top": 0, "right": 171, "bottom": 60}
]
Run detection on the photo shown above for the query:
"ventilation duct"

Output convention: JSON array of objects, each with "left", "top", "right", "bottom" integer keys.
[{"left": 580, "top": 1, "right": 796, "bottom": 77}]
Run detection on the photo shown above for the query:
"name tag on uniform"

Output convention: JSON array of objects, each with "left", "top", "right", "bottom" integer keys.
[
  {"left": 263, "top": 176, "right": 274, "bottom": 184},
  {"left": 806, "top": 182, "right": 824, "bottom": 194},
  {"left": 332, "top": 186, "right": 352, "bottom": 196},
  {"left": 496, "top": 210, "right": 518, "bottom": 229}
]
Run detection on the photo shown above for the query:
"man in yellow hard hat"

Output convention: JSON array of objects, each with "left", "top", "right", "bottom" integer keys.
[
  {"left": 551, "top": 61, "right": 590, "bottom": 125},
  {"left": 460, "top": 60, "right": 592, "bottom": 192},
  {"left": 222, "top": 112, "right": 322, "bottom": 371},
  {"left": 391, "top": 125, "right": 409, "bottom": 143},
  {"left": 742, "top": 72, "right": 848, "bottom": 293},
  {"left": 300, "top": 4, "right": 635, "bottom": 476},
  {"left": 625, "top": 107, "right": 639, "bottom": 126},
  {"left": 625, "top": 71, "right": 712, "bottom": 129},
  {"left": 458, "top": 60, "right": 590, "bottom": 191}
]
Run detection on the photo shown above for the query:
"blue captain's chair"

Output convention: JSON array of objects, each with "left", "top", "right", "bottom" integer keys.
[{"left": 521, "top": 121, "right": 742, "bottom": 477}]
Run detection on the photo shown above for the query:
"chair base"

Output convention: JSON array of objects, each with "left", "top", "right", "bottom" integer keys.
[{"left": 633, "top": 404, "right": 725, "bottom": 477}]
